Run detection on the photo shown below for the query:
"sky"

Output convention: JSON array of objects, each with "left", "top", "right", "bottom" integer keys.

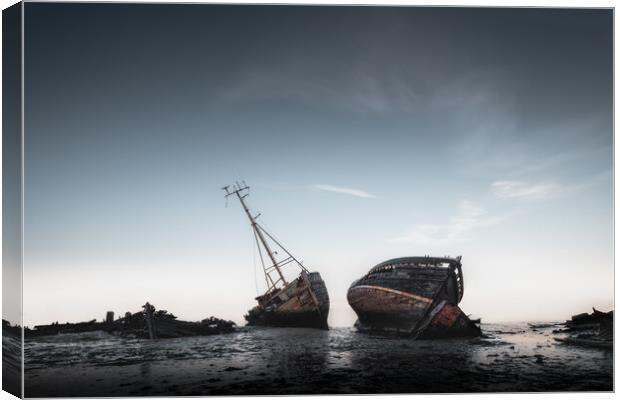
[
  {"left": 3, "top": 2, "right": 22, "bottom": 327},
  {"left": 19, "top": 4, "right": 612, "bottom": 327}
]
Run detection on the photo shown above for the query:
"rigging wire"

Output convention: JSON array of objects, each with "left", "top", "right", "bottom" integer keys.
[
  {"left": 231, "top": 188, "right": 301, "bottom": 292},
  {"left": 257, "top": 219, "right": 308, "bottom": 278}
]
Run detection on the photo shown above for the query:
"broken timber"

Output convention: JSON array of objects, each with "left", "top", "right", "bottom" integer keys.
[
  {"left": 553, "top": 307, "right": 613, "bottom": 349},
  {"left": 25, "top": 302, "right": 236, "bottom": 339}
]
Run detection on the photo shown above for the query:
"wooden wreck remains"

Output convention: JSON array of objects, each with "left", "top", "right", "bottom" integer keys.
[
  {"left": 347, "top": 256, "right": 481, "bottom": 338},
  {"left": 553, "top": 308, "right": 613, "bottom": 349},
  {"left": 25, "top": 302, "right": 235, "bottom": 339},
  {"left": 224, "top": 182, "right": 330, "bottom": 330}
]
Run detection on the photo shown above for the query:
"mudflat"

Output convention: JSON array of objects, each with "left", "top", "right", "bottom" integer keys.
[{"left": 24, "top": 323, "right": 612, "bottom": 396}]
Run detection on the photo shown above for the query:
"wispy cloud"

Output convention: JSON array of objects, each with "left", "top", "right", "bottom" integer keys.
[
  {"left": 507, "top": 147, "right": 611, "bottom": 177},
  {"left": 491, "top": 172, "right": 611, "bottom": 201},
  {"left": 389, "top": 200, "right": 501, "bottom": 245},
  {"left": 313, "top": 184, "right": 374, "bottom": 198},
  {"left": 490, "top": 181, "right": 562, "bottom": 200},
  {"left": 216, "top": 71, "right": 422, "bottom": 115}
]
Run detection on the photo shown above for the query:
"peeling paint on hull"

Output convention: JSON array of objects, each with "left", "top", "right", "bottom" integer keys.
[
  {"left": 417, "top": 301, "right": 481, "bottom": 338},
  {"left": 347, "top": 285, "right": 433, "bottom": 332}
]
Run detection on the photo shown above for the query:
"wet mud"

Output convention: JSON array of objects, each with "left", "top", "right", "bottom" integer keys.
[
  {"left": 2, "top": 329, "right": 21, "bottom": 397},
  {"left": 24, "top": 323, "right": 612, "bottom": 396}
]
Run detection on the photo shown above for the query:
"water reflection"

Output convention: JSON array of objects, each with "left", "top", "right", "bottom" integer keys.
[{"left": 261, "top": 327, "right": 329, "bottom": 379}]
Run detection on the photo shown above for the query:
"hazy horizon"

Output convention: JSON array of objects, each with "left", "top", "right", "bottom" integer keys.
[{"left": 16, "top": 4, "right": 613, "bottom": 328}]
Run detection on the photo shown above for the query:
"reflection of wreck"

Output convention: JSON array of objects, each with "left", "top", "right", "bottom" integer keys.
[
  {"left": 347, "top": 256, "right": 480, "bottom": 338},
  {"left": 224, "top": 182, "right": 329, "bottom": 330}
]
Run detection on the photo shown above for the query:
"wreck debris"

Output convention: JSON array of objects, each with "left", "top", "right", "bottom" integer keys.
[
  {"left": 224, "top": 182, "right": 330, "bottom": 329},
  {"left": 347, "top": 256, "right": 481, "bottom": 338},
  {"left": 25, "top": 302, "right": 236, "bottom": 339},
  {"left": 565, "top": 308, "right": 613, "bottom": 331},
  {"left": 528, "top": 322, "right": 560, "bottom": 329},
  {"left": 143, "top": 302, "right": 157, "bottom": 339},
  {"left": 2, "top": 320, "right": 21, "bottom": 338},
  {"left": 554, "top": 308, "right": 613, "bottom": 349}
]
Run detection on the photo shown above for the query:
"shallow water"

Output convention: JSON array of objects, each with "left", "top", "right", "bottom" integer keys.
[{"left": 23, "top": 323, "right": 612, "bottom": 396}]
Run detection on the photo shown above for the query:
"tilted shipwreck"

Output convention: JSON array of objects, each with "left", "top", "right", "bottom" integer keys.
[
  {"left": 224, "top": 182, "right": 330, "bottom": 330},
  {"left": 347, "top": 256, "right": 480, "bottom": 338}
]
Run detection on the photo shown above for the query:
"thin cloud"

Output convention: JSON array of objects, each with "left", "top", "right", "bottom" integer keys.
[
  {"left": 390, "top": 200, "right": 501, "bottom": 245},
  {"left": 490, "top": 181, "right": 562, "bottom": 200},
  {"left": 313, "top": 184, "right": 374, "bottom": 198},
  {"left": 217, "top": 71, "right": 422, "bottom": 115},
  {"left": 508, "top": 147, "right": 611, "bottom": 177},
  {"left": 491, "top": 172, "right": 611, "bottom": 201}
]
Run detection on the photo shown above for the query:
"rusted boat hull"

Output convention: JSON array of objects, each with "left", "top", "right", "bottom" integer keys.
[
  {"left": 245, "top": 310, "right": 328, "bottom": 329},
  {"left": 245, "top": 271, "right": 329, "bottom": 330},
  {"left": 348, "top": 285, "right": 433, "bottom": 332},
  {"left": 347, "top": 257, "right": 480, "bottom": 338},
  {"left": 415, "top": 301, "right": 481, "bottom": 338}
]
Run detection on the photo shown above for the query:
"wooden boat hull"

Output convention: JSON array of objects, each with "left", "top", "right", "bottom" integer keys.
[
  {"left": 416, "top": 301, "right": 481, "bottom": 339},
  {"left": 347, "top": 285, "right": 433, "bottom": 332},
  {"left": 347, "top": 257, "right": 480, "bottom": 337},
  {"left": 245, "top": 271, "right": 329, "bottom": 330}
]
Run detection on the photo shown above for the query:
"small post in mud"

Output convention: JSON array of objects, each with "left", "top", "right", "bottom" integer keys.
[
  {"left": 105, "top": 311, "right": 114, "bottom": 324},
  {"left": 143, "top": 302, "right": 157, "bottom": 339}
]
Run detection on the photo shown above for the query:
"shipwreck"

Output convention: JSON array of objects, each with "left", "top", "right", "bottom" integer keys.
[
  {"left": 347, "top": 256, "right": 480, "bottom": 338},
  {"left": 25, "top": 302, "right": 236, "bottom": 339},
  {"left": 224, "top": 182, "right": 330, "bottom": 330},
  {"left": 553, "top": 308, "right": 613, "bottom": 349}
]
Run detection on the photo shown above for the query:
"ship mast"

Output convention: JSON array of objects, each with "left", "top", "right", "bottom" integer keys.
[{"left": 225, "top": 182, "right": 305, "bottom": 293}]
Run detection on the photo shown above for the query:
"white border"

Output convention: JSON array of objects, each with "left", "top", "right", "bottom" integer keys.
[{"left": 0, "top": 1, "right": 616, "bottom": 400}]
